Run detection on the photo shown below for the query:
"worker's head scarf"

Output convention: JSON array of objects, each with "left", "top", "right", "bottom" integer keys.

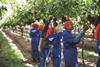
[
  {"left": 63, "top": 20, "right": 73, "bottom": 30},
  {"left": 95, "top": 24, "right": 100, "bottom": 40},
  {"left": 31, "top": 23, "right": 38, "bottom": 29}
]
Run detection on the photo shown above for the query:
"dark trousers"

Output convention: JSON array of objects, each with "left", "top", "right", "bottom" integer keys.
[
  {"left": 38, "top": 48, "right": 50, "bottom": 67},
  {"left": 96, "top": 54, "right": 100, "bottom": 67}
]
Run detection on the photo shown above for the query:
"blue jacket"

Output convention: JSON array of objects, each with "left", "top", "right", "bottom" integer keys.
[
  {"left": 62, "top": 30, "right": 84, "bottom": 47},
  {"left": 30, "top": 28, "right": 41, "bottom": 38},
  {"left": 29, "top": 28, "right": 42, "bottom": 48},
  {"left": 48, "top": 32, "right": 62, "bottom": 47}
]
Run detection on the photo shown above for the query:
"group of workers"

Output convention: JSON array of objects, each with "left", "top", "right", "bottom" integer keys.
[{"left": 29, "top": 16, "right": 100, "bottom": 67}]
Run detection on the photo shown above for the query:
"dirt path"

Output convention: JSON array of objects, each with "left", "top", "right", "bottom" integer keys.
[
  {"left": 4, "top": 30, "right": 38, "bottom": 66},
  {"left": 3, "top": 30, "right": 96, "bottom": 67}
]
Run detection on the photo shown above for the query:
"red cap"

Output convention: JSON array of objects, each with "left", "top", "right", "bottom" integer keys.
[{"left": 63, "top": 20, "right": 73, "bottom": 29}]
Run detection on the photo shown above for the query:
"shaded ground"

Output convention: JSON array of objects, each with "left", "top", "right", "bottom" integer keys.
[
  {"left": 77, "top": 38, "right": 96, "bottom": 52},
  {"left": 0, "top": 31, "right": 27, "bottom": 67},
  {"left": 4, "top": 30, "right": 36, "bottom": 66},
  {"left": 0, "top": 55, "right": 6, "bottom": 67},
  {"left": 0, "top": 44, "right": 5, "bottom": 67},
  {"left": 3, "top": 30, "right": 96, "bottom": 67}
]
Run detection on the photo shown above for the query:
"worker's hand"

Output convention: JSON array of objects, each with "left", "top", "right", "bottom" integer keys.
[
  {"left": 38, "top": 46, "right": 41, "bottom": 52},
  {"left": 49, "top": 44, "right": 53, "bottom": 48},
  {"left": 83, "top": 25, "right": 89, "bottom": 32}
]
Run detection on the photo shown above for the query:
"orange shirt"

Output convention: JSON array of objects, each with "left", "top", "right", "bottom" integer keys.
[{"left": 46, "top": 27, "right": 55, "bottom": 38}]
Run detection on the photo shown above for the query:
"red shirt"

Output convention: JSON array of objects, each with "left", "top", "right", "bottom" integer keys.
[
  {"left": 38, "top": 25, "right": 44, "bottom": 31},
  {"left": 46, "top": 27, "right": 55, "bottom": 38},
  {"left": 94, "top": 24, "right": 100, "bottom": 40}
]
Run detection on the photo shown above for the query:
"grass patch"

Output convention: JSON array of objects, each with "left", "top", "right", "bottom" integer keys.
[
  {"left": 78, "top": 48, "right": 98, "bottom": 63},
  {"left": 0, "top": 32, "right": 27, "bottom": 67}
]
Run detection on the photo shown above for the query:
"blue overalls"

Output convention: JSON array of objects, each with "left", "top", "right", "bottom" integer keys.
[
  {"left": 48, "top": 32, "right": 62, "bottom": 67},
  {"left": 62, "top": 30, "right": 84, "bottom": 67},
  {"left": 29, "top": 28, "right": 41, "bottom": 61},
  {"left": 96, "top": 40, "right": 100, "bottom": 67}
]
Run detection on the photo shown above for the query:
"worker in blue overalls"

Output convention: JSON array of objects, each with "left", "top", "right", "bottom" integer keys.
[
  {"left": 48, "top": 21, "right": 62, "bottom": 67},
  {"left": 62, "top": 19, "right": 88, "bottom": 67},
  {"left": 29, "top": 23, "right": 41, "bottom": 62}
]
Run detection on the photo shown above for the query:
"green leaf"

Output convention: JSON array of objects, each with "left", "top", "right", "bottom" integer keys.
[{"left": 0, "top": 0, "right": 6, "bottom": 3}]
